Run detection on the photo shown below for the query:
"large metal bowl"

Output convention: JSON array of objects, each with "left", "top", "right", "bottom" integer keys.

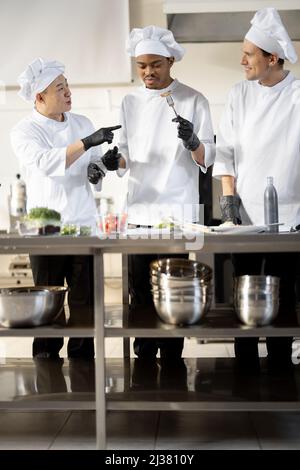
[
  {"left": 151, "top": 274, "right": 212, "bottom": 288},
  {"left": 0, "top": 286, "right": 68, "bottom": 327},
  {"left": 151, "top": 285, "right": 212, "bottom": 298},
  {"left": 153, "top": 291, "right": 212, "bottom": 325},
  {"left": 150, "top": 258, "right": 212, "bottom": 280}
]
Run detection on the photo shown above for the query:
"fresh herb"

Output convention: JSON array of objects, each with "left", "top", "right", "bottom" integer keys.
[
  {"left": 79, "top": 226, "right": 92, "bottom": 236},
  {"left": 27, "top": 207, "right": 61, "bottom": 221},
  {"left": 156, "top": 222, "right": 175, "bottom": 229},
  {"left": 61, "top": 224, "right": 77, "bottom": 236}
]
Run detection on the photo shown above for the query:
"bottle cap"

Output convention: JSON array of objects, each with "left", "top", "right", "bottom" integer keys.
[{"left": 267, "top": 176, "right": 274, "bottom": 185}]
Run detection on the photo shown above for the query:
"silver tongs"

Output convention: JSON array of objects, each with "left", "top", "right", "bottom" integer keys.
[{"left": 160, "top": 91, "right": 178, "bottom": 118}]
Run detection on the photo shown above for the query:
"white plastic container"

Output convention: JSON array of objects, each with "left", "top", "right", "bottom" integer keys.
[{"left": 10, "top": 174, "right": 26, "bottom": 217}]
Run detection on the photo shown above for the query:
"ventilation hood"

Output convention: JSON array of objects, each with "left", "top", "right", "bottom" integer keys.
[{"left": 163, "top": 1, "right": 300, "bottom": 42}]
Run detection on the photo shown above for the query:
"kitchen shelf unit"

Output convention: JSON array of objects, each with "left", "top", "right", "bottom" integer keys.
[{"left": 0, "top": 232, "right": 300, "bottom": 449}]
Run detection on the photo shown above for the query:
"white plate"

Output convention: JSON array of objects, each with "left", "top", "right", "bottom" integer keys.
[{"left": 210, "top": 225, "right": 266, "bottom": 234}]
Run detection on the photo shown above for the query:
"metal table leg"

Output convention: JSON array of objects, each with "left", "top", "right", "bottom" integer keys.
[
  {"left": 94, "top": 249, "right": 106, "bottom": 449},
  {"left": 122, "top": 254, "right": 130, "bottom": 359},
  {"left": 194, "top": 252, "right": 215, "bottom": 307}
]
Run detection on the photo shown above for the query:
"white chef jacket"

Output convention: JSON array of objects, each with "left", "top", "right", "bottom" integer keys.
[
  {"left": 117, "top": 79, "right": 215, "bottom": 225},
  {"left": 213, "top": 72, "right": 300, "bottom": 229},
  {"left": 11, "top": 109, "right": 102, "bottom": 229}
]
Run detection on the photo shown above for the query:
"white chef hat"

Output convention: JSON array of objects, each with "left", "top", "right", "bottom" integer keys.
[
  {"left": 126, "top": 25, "right": 185, "bottom": 61},
  {"left": 245, "top": 7, "right": 298, "bottom": 64},
  {"left": 17, "top": 57, "right": 65, "bottom": 102}
]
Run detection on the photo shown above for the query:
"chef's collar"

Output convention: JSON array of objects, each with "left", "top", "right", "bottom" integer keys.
[
  {"left": 256, "top": 70, "right": 294, "bottom": 94},
  {"left": 142, "top": 78, "right": 179, "bottom": 97},
  {"left": 32, "top": 108, "right": 69, "bottom": 127}
]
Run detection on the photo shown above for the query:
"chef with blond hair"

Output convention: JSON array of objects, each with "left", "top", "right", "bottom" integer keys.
[{"left": 213, "top": 8, "right": 300, "bottom": 369}]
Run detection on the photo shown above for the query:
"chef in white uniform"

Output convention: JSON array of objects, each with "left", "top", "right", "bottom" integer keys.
[
  {"left": 11, "top": 58, "right": 121, "bottom": 359},
  {"left": 118, "top": 26, "right": 215, "bottom": 225},
  {"left": 213, "top": 8, "right": 299, "bottom": 369},
  {"left": 118, "top": 26, "right": 215, "bottom": 362}
]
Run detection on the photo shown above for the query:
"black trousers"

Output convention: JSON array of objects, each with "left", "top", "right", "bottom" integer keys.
[
  {"left": 232, "top": 252, "right": 298, "bottom": 362},
  {"left": 30, "top": 255, "right": 94, "bottom": 359},
  {"left": 128, "top": 254, "right": 187, "bottom": 359}
]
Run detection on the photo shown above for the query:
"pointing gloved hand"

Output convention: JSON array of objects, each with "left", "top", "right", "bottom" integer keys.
[
  {"left": 219, "top": 195, "right": 242, "bottom": 225},
  {"left": 172, "top": 116, "right": 200, "bottom": 151},
  {"left": 87, "top": 146, "right": 121, "bottom": 185},
  {"left": 82, "top": 125, "right": 121, "bottom": 151}
]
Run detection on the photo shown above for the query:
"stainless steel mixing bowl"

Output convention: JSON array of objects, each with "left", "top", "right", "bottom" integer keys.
[
  {"left": 234, "top": 275, "right": 280, "bottom": 288},
  {"left": 150, "top": 258, "right": 212, "bottom": 280},
  {"left": 151, "top": 274, "right": 212, "bottom": 288},
  {"left": 153, "top": 291, "right": 212, "bottom": 325},
  {"left": 234, "top": 275, "right": 280, "bottom": 326},
  {"left": 0, "top": 286, "right": 68, "bottom": 327},
  {"left": 150, "top": 258, "right": 213, "bottom": 325},
  {"left": 151, "top": 285, "right": 212, "bottom": 296}
]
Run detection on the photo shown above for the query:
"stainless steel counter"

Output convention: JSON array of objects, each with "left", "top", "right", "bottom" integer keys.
[{"left": 0, "top": 231, "right": 300, "bottom": 254}]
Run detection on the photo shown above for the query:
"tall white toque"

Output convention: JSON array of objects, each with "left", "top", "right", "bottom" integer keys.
[
  {"left": 245, "top": 7, "right": 298, "bottom": 63},
  {"left": 126, "top": 25, "right": 185, "bottom": 61},
  {"left": 17, "top": 57, "right": 65, "bottom": 102}
]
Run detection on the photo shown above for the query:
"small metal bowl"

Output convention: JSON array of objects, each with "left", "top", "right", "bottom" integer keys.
[
  {"left": 0, "top": 286, "right": 68, "bottom": 327},
  {"left": 234, "top": 295, "right": 279, "bottom": 326},
  {"left": 233, "top": 275, "right": 280, "bottom": 326},
  {"left": 234, "top": 275, "right": 280, "bottom": 288}
]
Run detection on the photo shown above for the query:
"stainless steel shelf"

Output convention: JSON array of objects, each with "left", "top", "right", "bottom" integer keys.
[
  {"left": 0, "top": 325, "right": 94, "bottom": 337},
  {"left": 0, "top": 303, "right": 298, "bottom": 339},
  {"left": 107, "top": 356, "right": 300, "bottom": 411},
  {"left": 0, "top": 358, "right": 95, "bottom": 410},
  {"left": 0, "top": 395, "right": 95, "bottom": 411},
  {"left": 105, "top": 304, "right": 300, "bottom": 338},
  {"left": 1, "top": 358, "right": 300, "bottom": 413},
  {"left": 107, "top": 401, "right": 300, "bottom": 411}
]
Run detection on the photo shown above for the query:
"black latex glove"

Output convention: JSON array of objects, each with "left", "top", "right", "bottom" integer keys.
[
  {"left": 220, "top": 195, "right": 242, "bottom": 225},
  {"left": 87, "top": 162, "right": 104, "bottom": 185},
  {"left": 172, "top": 115, "right": 200, "bottom": 151},
  {"left": 82, "top": 125, "right": 121, "bottom": 151},
  {"left": 101, "top": 146, "right": 121, "bottom": 171},
  {"left": 290, "top": 224, "right": 300, "bottom": 232}
]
